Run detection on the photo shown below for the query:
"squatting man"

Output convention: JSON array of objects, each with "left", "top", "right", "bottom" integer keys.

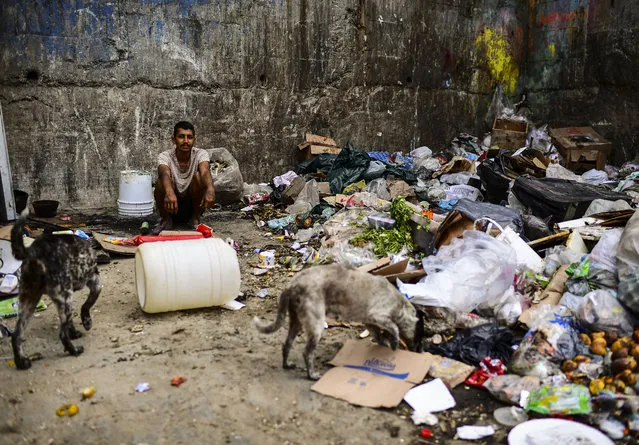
[{"left": 152, "top": 121, "right": 215, "bottom": 234}]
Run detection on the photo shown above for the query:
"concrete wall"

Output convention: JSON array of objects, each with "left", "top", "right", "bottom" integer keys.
[
  {"left": 4, "top": 0, "right": 626, "bottom": 209},
  {"left": 526, "top": 0, "right": 639, "bottom": 165}
]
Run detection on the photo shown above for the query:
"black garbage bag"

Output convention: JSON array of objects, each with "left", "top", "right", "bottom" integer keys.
[
  {"left": 296, "top": 202, "right": 335, "bottom": 228},
  {"left": 521, "top": 214, "right": 552, "bottom": 241},
  {"left": 328, "top": 142, "right": 371, "bottom": 194},
  {"left": 477, "top": 153, "right": 512, "bottom": 204},
  {"left": 363, "top": 160, "right": 386, "bottom": 181},
  {"left": 296, "top": 153, "right": 337, "bottom": 175},
  {"left": 383, "top": 163, "right": 418, "bottom": 185},
  {"left": 454, "top": 199, "right": 525, "bottom": 235},
  {"left": 268, "top": 184, "right": 287, "bottom": 205},
  {"left": 512, "top": 176, "right": 632, "bottom": 224},
  {"left": 429, "top": 323, "right": 519, "bottom": 365}
]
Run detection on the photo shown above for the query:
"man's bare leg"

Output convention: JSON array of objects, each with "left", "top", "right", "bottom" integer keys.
[
  {"left": 152, "top": 180, "right": 175, "bottom": 235},
  {"left": 188, "top": 172, "right": 205, "bottom": 228}
]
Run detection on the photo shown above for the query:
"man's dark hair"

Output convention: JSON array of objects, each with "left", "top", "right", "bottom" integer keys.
[{"left": 173, "top": 121, "right": 195, "bottom": 137}]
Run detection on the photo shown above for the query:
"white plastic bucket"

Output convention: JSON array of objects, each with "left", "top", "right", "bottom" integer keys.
[
  {"left": 117, "top": 170, "right": 154, "bottom": 217},
  {"left": 135, "top": 238, "right": 241, "bottom": 313}
]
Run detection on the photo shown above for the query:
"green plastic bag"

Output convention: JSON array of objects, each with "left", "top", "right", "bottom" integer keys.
[
  {"left": 0, "top": 297, "right": 47, "bottom": 318},
  {"left": 565, "top": 258, "right": 590, "bottom": 279},
  {"left": 526, "top": 384, "right": 591, "bottom": 415}
]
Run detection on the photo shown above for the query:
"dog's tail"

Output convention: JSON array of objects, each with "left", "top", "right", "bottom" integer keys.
[
  {"left": 253, "top": 287, "right": 292, "bottom": 334},
  {"left": 10, "top": 209, "right": 30, "bottom": 261}
]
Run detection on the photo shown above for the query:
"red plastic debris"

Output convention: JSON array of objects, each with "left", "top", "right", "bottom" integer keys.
[
  {"left": 170, "top": 376, "right": 186, "bottom": 387},
  {"left": 464, "top": 356, "right": 506, "bottom": 388},
  {"left": 132, "top": 234, "right": 203, "bottom": 246},
  {"left": 196, "top": 223, "right": 213, "bottom": 238},
  {"left": 420, "top": 428, "right": 432, "bottom": 438}
]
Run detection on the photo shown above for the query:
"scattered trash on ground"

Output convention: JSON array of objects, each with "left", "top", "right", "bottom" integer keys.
[
  {"left": 135, "top": 383, "right": 151, "bottom": 393},
  {"left": 81, "top": 387, "right": 96, "bottom": 400},
  {"left": 56, "top": 403, "right": 79, "bottom": 417},
  {"left": 170, "top": 376, "right": 186, "bottom": 387}
]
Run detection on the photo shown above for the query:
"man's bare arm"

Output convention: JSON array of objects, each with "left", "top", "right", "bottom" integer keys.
[
  {"left": 198, "top": 161, "right": 215, "bottom": 209},
  {"left": 158, "top": 164, "right": 178, "bottom": 214}
]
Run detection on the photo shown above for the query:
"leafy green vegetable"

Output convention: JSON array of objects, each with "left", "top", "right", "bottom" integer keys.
[{"left": 351, "top": 197, "right": 428, "bottom": 257}]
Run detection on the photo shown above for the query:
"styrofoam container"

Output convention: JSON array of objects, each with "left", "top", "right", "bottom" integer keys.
[
  {"left": 367, "top": 213, "right": 396, "bottom": 230},
  {"left": 118, "top": 170, "right": 154, "bottom": 217},
  {"left": 257, "top": 250, "right": 275, "bottom": 269},
  {"left": 135, "top": 238, "right": 241, "bottom": 313}
]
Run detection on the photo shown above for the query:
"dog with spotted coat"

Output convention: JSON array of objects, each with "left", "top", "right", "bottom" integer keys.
[{"left": 10, "top": 211, "right": 102, "bottom": 370}]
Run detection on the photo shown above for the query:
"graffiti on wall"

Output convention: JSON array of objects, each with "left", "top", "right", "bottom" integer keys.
[
  {"left": 474, "top": 28, "right": 520, "bottom": 94},
  {"left": 527, "top": 0, "right": 589, "bottom": 90}
]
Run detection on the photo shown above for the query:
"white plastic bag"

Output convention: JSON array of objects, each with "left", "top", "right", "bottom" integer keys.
[
  {"left": 581, "top": 169, "right": 609, "bottom": 185},
  {"left": 584, "top": 199, "right": 632, "bottom": 216},
  {"left": 317, "top": 240, "right": 377, "bottom": 267},
  {"left": 363, "top": 178, "right": 391, "bottom": 201},
  {"left": 576, "top": 289, "right": 635, "bottom": 336},
  {"left": 399, "top": 230, "right": 516, "bottom": 312},
  {"left": 208, "top": 147, "right": 244, "bottom": 204},
  {"left": 546, "top": 164, "right": 583, "bottom": 182},
  {"left": 273, "top": 170, "right": 298, "bottom": 188},
  {"left": 617, "top": 210, "right": 639, "bottom": 315},
  {"left": 286, "top": 180, "right": 319, "bottom": 215},
  {"left": 588, "top": 228, "right": 623, "bottom": 275},
  {"left": 411, "top": 146, "right": 433, "bottom": 158}
]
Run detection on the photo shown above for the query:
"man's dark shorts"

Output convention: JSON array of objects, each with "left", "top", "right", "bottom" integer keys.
[{"left": 173, "top": 194, "right": 194, "bottom": 223}]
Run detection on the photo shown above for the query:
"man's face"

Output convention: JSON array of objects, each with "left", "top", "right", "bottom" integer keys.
[{"left": 173, "top": 128, "right": 195, "bottom": 154}]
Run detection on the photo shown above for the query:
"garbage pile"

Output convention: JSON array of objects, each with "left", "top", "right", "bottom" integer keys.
[{"left": 240, "top": 100, "right": 639, "bottom": 440}]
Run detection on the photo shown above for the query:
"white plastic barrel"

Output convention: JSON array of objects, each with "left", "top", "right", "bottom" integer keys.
[
  {"left": 135, "top": 238, "right": 241, "bottom": 313},
  {"left": 117, "top": 170, "right": 154, "bottom": 217}
]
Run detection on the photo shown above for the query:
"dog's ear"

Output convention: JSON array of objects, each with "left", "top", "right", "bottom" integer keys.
[{"left": 413, "top": 307, "right": 425, "bottom": 353}]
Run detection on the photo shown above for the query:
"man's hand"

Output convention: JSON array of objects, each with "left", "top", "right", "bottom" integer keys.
[
  {"left": 164, "top": 190, "right": 178, "bottom": 214},
  {"left": 200, "top": 186, "right": 215, "bottom": 210}
]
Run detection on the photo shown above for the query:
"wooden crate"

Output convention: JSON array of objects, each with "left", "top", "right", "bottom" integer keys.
[
  {"left": 491, "top": 118, "right": 528, "bottom": 150},
  {"left": 549, "top": 127, "right": 612, "bottom": 172}
]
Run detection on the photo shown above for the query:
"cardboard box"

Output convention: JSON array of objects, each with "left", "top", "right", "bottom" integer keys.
[
  {"left": 357, "top": 257, "right": 426, "bottom": 283},
  {"left": 491, "top": 117, "right": 528, "bottom": 150},
  {"left": 305, "top": 133, "right": 337, "bottom": 146},
  {"left": 311, "top": 340, "right": 433, "bottom": 408},
  {"left": 550, "top": 126, "right": 612, "bottom": 172},
  {"left": 371, "top": 259, "right": 426, "bottom": 284},
  {"left": 297, "top": 133, "right": 341, "bottom": 161},
  {"left": 357, "top": 257, "right": 391, "bottom": 274}
]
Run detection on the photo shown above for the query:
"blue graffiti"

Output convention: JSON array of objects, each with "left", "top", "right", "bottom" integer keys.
[
  {"left": 154, "top": 20, "right": 165, "bottom": 45},
  {"left": 0, "top": 0, "right": 116, "bottom": 61}
]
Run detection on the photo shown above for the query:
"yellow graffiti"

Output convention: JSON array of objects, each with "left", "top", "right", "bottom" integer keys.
[
  {"left": 549, "top": 43, "right": 556, "bottom": 57},
  {"left": 474, "top": 28, "right": 519, "bottom": 94}
]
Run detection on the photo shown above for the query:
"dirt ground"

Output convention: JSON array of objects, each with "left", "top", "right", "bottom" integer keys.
[{"left": 1, "top": 208, "right": 518, "bottom": 445}]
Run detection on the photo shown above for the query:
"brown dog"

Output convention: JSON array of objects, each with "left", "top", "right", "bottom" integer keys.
[{"left": 254, "top": 264, "right": 423, "bottom": 380}]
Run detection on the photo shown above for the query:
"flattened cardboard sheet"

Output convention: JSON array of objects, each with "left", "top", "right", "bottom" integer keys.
[{"left": 311, "top": 340, "right": 433, "bottom": 408}]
